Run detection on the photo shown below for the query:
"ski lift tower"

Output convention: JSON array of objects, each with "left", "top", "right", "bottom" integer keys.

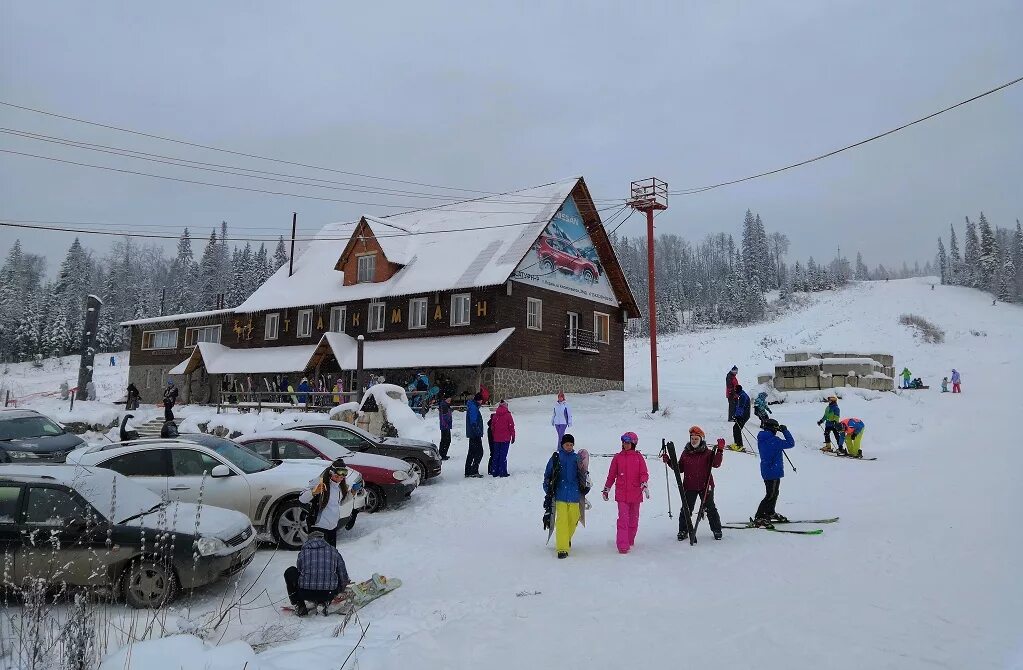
[{"left": 627, "top": 178, "right": 668, "bottom": 413}]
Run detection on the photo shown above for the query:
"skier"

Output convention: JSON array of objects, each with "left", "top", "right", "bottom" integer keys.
[
  {"left": 951, "top": 368, "right": 962, "bottom": 393},
  {"left": 752, "top": 418, "right": 795, "bottom": 528},
  {"left": 661, "top": 426, "right": 724, "bottom": 541},
  {"left": 551, "top": 392, "right": 573, "bottom": 448},
  {"left": 464, "top": 392, "right": 485, "bottom": 478},
  {"left": 840, "top": 417, "right": 866, "bottom": 458},
  {"left": 941, "top": 377, "right": 949, "bottom": 393},
  {"left": 125, "top": 383, "right": 140, "bottom": 410},
  {"left": 283, "top": 530, "right": 351, "bottom": 617},
  {"left": 437, "top": 395, "right": 453, "bottom": 461},
  {"left": 601, "top": 432, "right": 649, "bottom": 554},
  {"left": 753, "top": 391, "right": 772, "bottom": 425},
  {"left": 489, "top": 400, "right": 515, "bottom": 477},
  {"left": 731, "top": 384, "right": 751, "bottom": 450},
  {"left": 299, "top": 458, "right": 359, "bottom": 547},
  {"left": 725, "top": 365, "right": 740, "bottom": 421},
  {"left": 817, "top": 395, "right": 845, "bottom": 454},
  {"left": 162, "top": 380, "right": 178, "bottom": 422},
  {"left": 543, "top": 433, "right": 587, "bottom": 558},
  {"left": 297, "top": 377, "right": 312, "bottom": 406},
  {"left": 900, "top": 367, "right": 912, "bottom": 389}
]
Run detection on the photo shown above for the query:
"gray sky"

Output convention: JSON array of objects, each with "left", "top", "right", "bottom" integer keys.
[{"left": 2, "top": 1, "right": 1021, "bottom": 273}]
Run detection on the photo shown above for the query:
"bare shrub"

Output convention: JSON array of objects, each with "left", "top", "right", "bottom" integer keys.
[{"left": 899, "top": 314, "right": 945, "bottom": 344}]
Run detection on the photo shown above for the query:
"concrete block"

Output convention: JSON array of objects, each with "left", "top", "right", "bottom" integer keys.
[{"left": 758, "top": 374, "right": 774, "bottom": 385}]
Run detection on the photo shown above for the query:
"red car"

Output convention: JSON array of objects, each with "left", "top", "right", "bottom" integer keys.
[{"left": 535, "top": 234, "right": 600, "bottom": 283}]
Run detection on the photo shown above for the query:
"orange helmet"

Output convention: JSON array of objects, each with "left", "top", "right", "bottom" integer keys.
[{"left": 689, "top": 425, "right": 705, "bottom": 438}]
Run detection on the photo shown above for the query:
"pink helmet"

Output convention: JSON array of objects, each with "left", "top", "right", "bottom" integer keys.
[{"left": 620, "top": 432, "right": 639, "bottom": 446}]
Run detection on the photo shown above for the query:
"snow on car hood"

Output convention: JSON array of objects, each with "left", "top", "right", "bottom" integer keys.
[
  {"left": 343, "top": 450, "right": 410, "bottom": 472},
  {"left": 123, "top": 501, "right": 252, "bottom": 540},
  {"left": 380, "top": 436, "right": 436, "bottom": 451}
]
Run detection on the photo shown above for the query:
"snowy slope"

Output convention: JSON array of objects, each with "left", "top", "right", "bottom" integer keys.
[{"left": 6, "top": 278, "right": 1023, "bottom": 670}]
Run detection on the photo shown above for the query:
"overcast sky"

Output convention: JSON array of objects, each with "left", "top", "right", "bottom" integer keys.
[{"left": 2, "top": 1, "right": 1020, "bottom": 274}]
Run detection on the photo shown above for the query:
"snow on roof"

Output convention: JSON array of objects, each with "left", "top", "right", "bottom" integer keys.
[
  {"left": 169, "top": 341, "right": 316, "bottom": 375},
  {"left": 318, "top": 328, "right": 515, "bottom": 370},
  {"left": 121, "top": 308, "right": 234, "bottom": 327},
  {"left": 235, "top": 179, "right": 579, "bottom": 313}
]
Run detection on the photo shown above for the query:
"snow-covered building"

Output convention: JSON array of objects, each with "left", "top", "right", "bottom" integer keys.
[{"left": 122, "top": 177, "right": 641, "bottom": 403}]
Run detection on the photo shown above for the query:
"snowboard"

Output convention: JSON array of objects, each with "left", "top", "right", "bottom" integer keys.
[
  {"left": 543, "top": 451, "right": 558, "bottom": 545},
  {"left": 281, "top": 574, "right": 402, "bottom": 615},
  {"left": 577, "top": 449, "right": 591, "bottom": 527}
]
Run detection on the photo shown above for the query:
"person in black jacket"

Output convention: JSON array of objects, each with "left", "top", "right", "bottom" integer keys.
[
  {"left": 125, "top": 383, "right": 140, "bottom": 410},
  {"left": 731, "top": 385, "right": 751, "bottom": 449},
  {"left": 162, "top": 381, "right": 179, "bottom": 421}
]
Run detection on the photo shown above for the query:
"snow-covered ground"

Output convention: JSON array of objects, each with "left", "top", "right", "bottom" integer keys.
[{"left": 5, "top": 277, "right": 1023, "bottom": 669}]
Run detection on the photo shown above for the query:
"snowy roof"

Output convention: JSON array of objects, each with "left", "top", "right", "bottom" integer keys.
[
  {"left": 312, "top": 328, "right": 515, "bottom": 370},
  {"left": 121, "top": 308, "right": 234, "bottom": 327},
  {"left": 169, "top": 341, "right": 316, "bottom": 375},
  {"left": 234, "top": 179, "right": 580, "bottom": 313}
]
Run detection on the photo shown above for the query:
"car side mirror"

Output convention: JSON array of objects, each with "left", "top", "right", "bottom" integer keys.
[{"left": 210, "top": 465, "right": 232, "bottom": 478}]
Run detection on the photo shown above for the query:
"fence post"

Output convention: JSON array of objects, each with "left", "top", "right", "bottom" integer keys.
[{"left": 356, "top": 336, "right": 366, "bottom": 404}]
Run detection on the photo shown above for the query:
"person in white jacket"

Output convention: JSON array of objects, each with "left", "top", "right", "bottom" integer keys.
[{"left": 551, "top": 392, "right": 572, "bottom": 448}]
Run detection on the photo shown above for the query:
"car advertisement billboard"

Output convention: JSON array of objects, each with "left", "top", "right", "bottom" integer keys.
[{"left": 511, "top": 195, "right": 618, "bottom": 306}]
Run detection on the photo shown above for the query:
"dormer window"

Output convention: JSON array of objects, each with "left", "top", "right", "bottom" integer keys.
[{"left": 357, "top": 254, "right": 376, "bottom": 283}]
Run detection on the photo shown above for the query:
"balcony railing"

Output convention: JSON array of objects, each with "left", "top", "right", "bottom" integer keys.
[{"left": 564, "top": 328, "right": 600, "bottom": 353}]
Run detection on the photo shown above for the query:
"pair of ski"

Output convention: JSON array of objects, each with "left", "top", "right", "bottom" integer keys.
[
  {"left": 662, "top": 439, "right": 712, "bottom": 545},
  {"left": 722, "top": 517, "right": 839, "bottom": 535},
  {"left": 821, "top": 449, "right": 877, "bottom": 461}
]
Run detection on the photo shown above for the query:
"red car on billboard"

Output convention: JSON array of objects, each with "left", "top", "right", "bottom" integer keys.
[{"left": 535, "top": 234, "right": 600, "bottom": 283}]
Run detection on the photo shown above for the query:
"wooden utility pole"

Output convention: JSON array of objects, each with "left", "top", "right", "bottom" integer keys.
[
  {"left": 627, "top": 178, "right": 668, "bottom": 413},
  {"left": 75, "top": 295, "right": 103, "bottom": 401},
  {"left": 288, "top": 212, "right": 297, "bottom": 277}
]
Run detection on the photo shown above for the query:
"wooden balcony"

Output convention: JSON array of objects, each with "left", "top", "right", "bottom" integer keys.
[{"left": 564, "top": 328, "right": 600, "bottom": 354}]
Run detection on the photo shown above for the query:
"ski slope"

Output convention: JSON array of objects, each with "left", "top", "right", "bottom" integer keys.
[{"left": 6, "top": 278, "right": 1023, "bottom": 670}]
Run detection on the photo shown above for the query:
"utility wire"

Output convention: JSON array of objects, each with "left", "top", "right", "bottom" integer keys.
[{"left": 669, "top": 74, "right": 1023, "bottom": 195}]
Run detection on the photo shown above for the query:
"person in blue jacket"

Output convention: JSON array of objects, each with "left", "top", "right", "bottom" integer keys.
[
  {"left": 296, "top": 377, "right": 312, "bottom": 405},
  {"left": 464, "top": 392, "right": 485, "bottom": 478},
  {"left": 543, "top": 433, "right": 584, "bottom": 559},
  {"left": 731, "top": 385, "right": 752, "bottom": 450},
  {"left": 753, "top": 418, "right": 796, "bottom": 528}
]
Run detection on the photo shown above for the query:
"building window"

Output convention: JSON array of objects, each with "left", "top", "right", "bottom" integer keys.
[
  {"left": 183, "top": 325, "right": 222, "bottom": 348},
  {"left": 265, "top": 313, "right": 280, "bottom": 340},
  {"left": 594, "top": 312, "right": 610, "bottom": 344},
  {"left": 329, "top": 306, "right": 346, "bottom": 333},
  {"left": 409, "top": 298, "right": 428, "bottom": 330},
  {"left": 357, "top": 254, "right": 376, "bottom": 283},
  {"left": 368, "top": 303, "right": 385, "bottom": 333},
  {"left": 297, "top": 309, "right": 313, "bottom": 338},
  {"left": 141, "top": 329, "right": 178, "bottom": 350},
  {"left": 526, "top": 298, "right": 542, "bottom": 331},
  {"left": 450, "top": 294, "right": 470, "bottom": 327}
]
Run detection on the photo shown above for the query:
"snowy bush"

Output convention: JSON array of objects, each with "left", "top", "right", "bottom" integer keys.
[{"left": 899, "top": 314, "right": 945, "bottom": 344}]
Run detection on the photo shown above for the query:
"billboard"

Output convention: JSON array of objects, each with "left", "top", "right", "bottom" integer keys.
[{"left": 511, "top": 196, "right": 618, "bottom": 306}]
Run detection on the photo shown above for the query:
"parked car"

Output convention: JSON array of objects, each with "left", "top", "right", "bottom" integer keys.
[
  {"left": 236, "top": 430, "right": 418, "bottom": 513},
  {"left": 284, "top": 419, "right": 442, "bottom": 482},
  {"left": 0, "top": 408, "right": 85, "bottom": 462},
  {"left": 535, "top": 234, "right": 600, "bottom": 283},
  {"left": 0, "top": 464, "right": 256, "bottom": 608},
  {"left": 65, "top": 434, "right": 366, "bottom": 550}
]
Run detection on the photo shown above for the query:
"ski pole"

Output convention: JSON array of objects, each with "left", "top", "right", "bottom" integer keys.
[
  {"left": 783, "top": 450, "right": 797, "bottom": 474},
  {"left": 661, "top": 439, "right": 672, "bottom": 519}
]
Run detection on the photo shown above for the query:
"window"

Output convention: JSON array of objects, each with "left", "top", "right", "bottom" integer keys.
[
  {"left": 141, "top": 329, "right": 177, "bottom": 350},
  {"left": 357, "top": 254, "right": 376, "bottom": 283},
  {"left": 242, "top": 440, "right": 274, "bottom": 459},
  {"left": 24, "top": 487, "right": 87, "bottom": 526},
  {"left": 368, "top": 303, "right": 385, "bottom": 333},
  {"left": 594, "top": 312, "right": 610, "bottom": 344},
  {"left": 277, "top": 440, "right": 321, "bottom": 460},
  {"left": 319, "top": 427, "right": 372, "bottom": 451},
  {"left": 409, "top": 298, "right": 428, "bottom": 330},
  {"left": 265, "top": 313, "right": 280, "bottom": 341},
  {"left": 184, "top": 325, "right": 222, "bottom": 348},
  {"left": 329, "top": 306, "right": 346, "bottom": 333},
  {"left": 450, "top": 294, "right": 470, "bottom": 326},
  {"left": 527, "top": 298, "right": 543, "bottom": 331},
  {"left": 100, "top": 450, "right": 169, "bottom": 477},
  {"left": 0, "top": 415, "right": 64, "bottom": 441},
  {"left": 0, "top": 486, "right": 21, "bottom": 524},
  {"left": 297, "top": 309, "right": 313, "bottom": 338},
  {"left": 170, "top": 449, "right": 223, "bottom": 477}
]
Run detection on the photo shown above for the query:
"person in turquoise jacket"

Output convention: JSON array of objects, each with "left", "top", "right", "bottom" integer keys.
[
  {"left": 753, "top": 419, "right": 795, "bottom": 527},
  {"left": 754, "top": 392, "right": 772, "bottom": 425},
  {"left": 817, "top": 395, "right": 845, "bottom": 454}
]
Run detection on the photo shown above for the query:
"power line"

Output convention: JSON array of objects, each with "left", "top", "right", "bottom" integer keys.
[{"left": 669, "top": 74, "right": 1023, "bottom": 195}]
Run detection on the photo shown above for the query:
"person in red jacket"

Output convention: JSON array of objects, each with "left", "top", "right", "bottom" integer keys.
[
  {"left": 489, "top": 400, "right": 516, "bottom": 477},
  {"left": 602, "top": 432, "right": 650, "bottom": 554},
  {"left": 662, "top": 426, "right": 724, "bottom": 542},
  {"left": 725, "top": 365, "right": 739, "bottom": 421}
]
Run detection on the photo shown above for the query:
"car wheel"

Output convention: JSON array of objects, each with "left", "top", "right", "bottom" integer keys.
[
  {"left": 123, "top": 559, "right": 178, "bottom": 609},
  {"left": 364, "top": 484, "right": 387, "bottom": 513},
  {"left": 539, "top": 258, "right": 555, "bottom": 274},
  {"left": 271, "top": 498, "right": 307, "bottom": 550},
  {"left": 582, "top": 268, "right": 596, "bottom": 283},
  {"left": 404, "top": 458, "right": 427, "bottom": 483}
]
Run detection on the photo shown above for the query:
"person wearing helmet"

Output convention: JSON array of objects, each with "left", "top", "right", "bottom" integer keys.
[
  {"left": 543, "top": 433, "right": 587, "bottom": 559},
  {"left": 725, "top": 366, "right": 740, "bottom": 421},
  {"left": 602, "top": 432, "right": 649, "bottom": 554},
  {"left": 841, "top": 417, "right": 866, "bottom": 458},
  {"left": 753, "top": 419, "right": 795, "bottom": 528},
  {"left": 661, "top": 426, "right": 725, "bottom": 541},
  {"left": 731, "top": 385, "right": 751, "bottom": 450},
  {"left": 817, "top": 395, "right": 845, "bottom": 454},
  {"left": 299, "top": 458, "right": 358, "bottom": 547},
  {"left": 754, "top": 392, "right": 772, "bottom": 425}
]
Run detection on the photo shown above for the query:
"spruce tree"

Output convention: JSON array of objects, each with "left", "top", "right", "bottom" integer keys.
[
  {"left": 855, "top": 252, "right": 869, "bottom": 280},
  {"left": 253, "top": 243, "right": 272, "bottom": 288},
  {"left": 948, "top": 223, "right": 962, "bottom": 285},
  {"left": 273, "top": 236, "right": 289, "bottom": 271},
  {"left": 937, "top": 238, "right": 947, "bottom": 284},
  {"left": 998, "top": 257, "right": 1015, "bottom": 303},
  {"left": 198, "top": 230, "right": 220, "bottom": 310},
  {"left": 1014, "top": 220, "right": 1023, "bottom": 299},
  {"left": 171, "top": 229, "right": 197, "bottom": 313},
  {"left": 977, "top": 212, "right": 998, "bottom": 293},
  {"left": 963, "top": 217, "right": 980, "bottom": 288}
]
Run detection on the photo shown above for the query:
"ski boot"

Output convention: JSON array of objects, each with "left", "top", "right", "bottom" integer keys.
[
  {"left": 821, "top": 443, "right": 834, "bottom": 453},
  {"left": 713, "top": 530, "right": 723, "bottom": 540},
  {"left": 677, "top": 529, "right": 688, "bottom": 542},
  {"left": 836, "top": 446, "right": 849, "bottom": 456},
  {"left": 557, "top": 551, "right": 568, "bottom": 559},
  {"left": 293, "top": 602, "right": 309, "bottom": 617},
  {"left": 751, "top": 516, "right": 775, "bottom": 529},
  {"left": 770, "top": 513, "right": 789, "bottom": 524}
]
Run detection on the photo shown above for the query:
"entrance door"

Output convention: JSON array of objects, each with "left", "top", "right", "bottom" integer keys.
[{"left": 566, "top": 312, "right": 580, "bottom": 348}]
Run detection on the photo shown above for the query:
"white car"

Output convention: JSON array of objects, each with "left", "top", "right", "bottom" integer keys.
[
  {"left": 66, "top": 433, "right": 366, "bottom": 550},
  {"left": 235, "top": 430, "right": 419, "bottom": 513}
]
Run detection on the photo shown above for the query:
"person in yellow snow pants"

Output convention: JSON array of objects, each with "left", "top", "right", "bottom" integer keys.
[
  {"left": 555, "top": 501, "right": 582, "bottom": 554},
  {"left": 841, "top": 418, "right": 866, "bottom": 458},
  {"left": 543, "top": 433, "right": 587, "bottom": 559}
]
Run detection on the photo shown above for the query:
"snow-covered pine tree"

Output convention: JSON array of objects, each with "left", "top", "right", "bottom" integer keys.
[
  {"left": 855, "top": 252, "right": 869, "bottom": 280},
  {"left": 229, "top": 247, "right": 245, "bottom": 307},
  {"left": 963, "top": 217, "right": 980, "bottom": 288},
  {"left": 273, "top": 236, "right": 289, "bottom": 271},
  {"left": 791, "top": 260, "right": 805, "bottom": 292},
  {"left": 48, "top": 239, "right": 91, "bottom": 356},
  {"left": 171, "top": 228, "right": 197, "bottom": 313},
  {"left": 253, "top": 243, "right": 271, "bottom": 288},
  {"left": 217, "top": 221, "right": 231, "bottom": 299},
  {"left": 998, "top": 256, "right": 1015, "bottom": 303},
  {"left": 948, "top": 223, "right": 962, "bottom": 285},
  {"left": 937, "top": 237, "right": 948, "bottom": 284},
  {"left": 977, "top": 212, "right": 998, "bottom": 293},
  {"left": 1014, "top": 220, "right": 1023, "bottom": 299},
  {"left": 779, "top": 260, "right": 792, "bottom": 299},
  {"left": 198, "top": 230, "right": 221, "bottom": 310}
]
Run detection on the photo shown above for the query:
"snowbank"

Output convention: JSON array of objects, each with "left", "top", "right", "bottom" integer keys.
[{"left": 361, "top": 383, "right": 435, "bottom": 442}]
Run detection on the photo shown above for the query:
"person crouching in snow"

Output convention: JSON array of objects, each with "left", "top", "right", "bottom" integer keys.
[
  {"left": 662, "top": 426, "right": 724, "bottom": 542},
  {"left": 543, "top": 433, "right": 588, "bottom": 559},
  {"left": 602, "top": 432, "right": 649, "bottom": 554},
  {"left": 753, "top": 419, "right": 795, "bottom": 528},
  {"left": 283, "top": 529, "right": 351, "bottom": 617},
  {"left": 841, "top": 417, "right": 866, "bottom": 458}
]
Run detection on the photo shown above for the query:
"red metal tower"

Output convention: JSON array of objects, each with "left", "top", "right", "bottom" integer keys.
[{"left": 627, "top": 178, "right": 668, "bottom": 413}]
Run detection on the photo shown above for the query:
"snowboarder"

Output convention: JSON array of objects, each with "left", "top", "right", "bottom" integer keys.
[
  {"left": 840, "top": 417, "right": 866, "bottom": 458},
  {"left": 437, "top": 395, "right": 453, "bottom": 460},
  {"left": 754, "top": 391, "right": 772, "bottom": 425},
  {"left": 941, "top": 377, "right": 949, "bottom": 393},
  {"left": 601, "top": 432, "right": 649, "bottom": 554},
  {"left": 551, "top": 392, "right": 573, "bottom": 449},
  {"left": 543, "top": 433, "right": 587, "bottom": 558},
  {"left": 283, "top": 530, "right": 351, "bottom": 617},
  {"left": 464, "top": 393, "right": 485, "bottom": 478},
  {"left": 162, "top": 380, "right": 178, "bottom": 422},
  {"left": 299, "top": 458, "right": 358, "bottom": 547},
  {"left": 489, "top": 400, "right": 515, "bottom": 477},
  {"left": 900, "top": 367, "right": 912, "bottom": 389},
  {"left": 662, "top": 426, "right": 724, "bottom": 541},
  {"left": 731, "top": 385, "right": 751, "bottom": 450},
  {"left": 753, "top": 418, "right": 795, "bottom": 528},
  {"left": 125, "top": 383, "right": 140, "bottom": 410},
  {"left": 725, "top": 365, "right": 740, "bottom": 421},
  {"left": 951, "top": 368, "right": 962, "bottom": 393},
  {"left": 297, "top": 377, "right": 312, "bottom": 406},
  {"left": 818, "top": 395, "right": 845, "bottom": 454}
]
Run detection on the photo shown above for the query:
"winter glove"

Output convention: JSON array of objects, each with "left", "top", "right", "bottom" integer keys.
[
  {"left": 602, "top": 489, "right": 609, "bottom": 501},
  {"left": 716, "top": 438, "right": 726, "bottom": 452},
  {"left": 779, "top": 425, "right": 788, "bottom": 433},
  {"left": 660, "top": 453, "right": 671, "bottom": 466},
  {"left": 642, "top": 483, "right": 650, "bottom": 500},
  {"left": 816, "top": 419, "right": 823, "bottom": 426},
  {"left": 542, "top": 512, "right": 551, "bottom": 530}
]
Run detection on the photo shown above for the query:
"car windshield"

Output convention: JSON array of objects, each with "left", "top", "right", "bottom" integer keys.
[
  {"left": 0, "top": 415, "right": 64, "bottom": 441},
  {"left": 183, "top": 434, "right": 274, "bottom": 474}
]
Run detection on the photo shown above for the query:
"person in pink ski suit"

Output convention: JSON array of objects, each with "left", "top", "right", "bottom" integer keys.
[{"left": 602, "top": 432, "right": 649, "bottom": 554}]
